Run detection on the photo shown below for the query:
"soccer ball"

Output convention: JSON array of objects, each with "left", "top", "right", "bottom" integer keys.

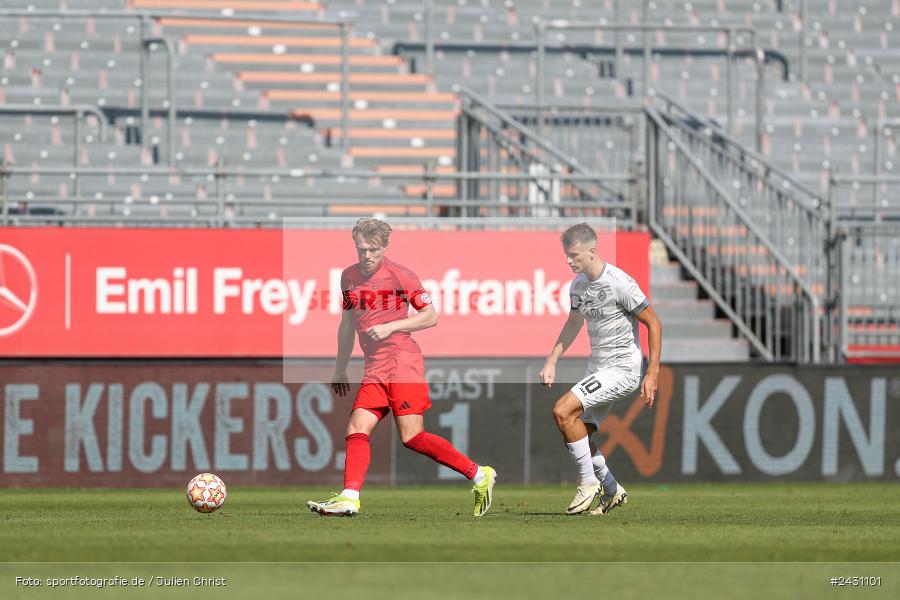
[{"left": 186, "top": 473, "right": 228, "bottom": 513}]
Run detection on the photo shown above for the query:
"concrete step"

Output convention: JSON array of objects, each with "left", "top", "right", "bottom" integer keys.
[
  {"left": 651, "top": 299, "right": 716, "bottom": 321},
  {"left": 661, "top": 338, "right": 751, "bottom": 362},
  {"left": 650, "top": 262, "right": 682, "bottom": 284},
  {"left": 663, "top": 319, "right": 735, "bottom": 339},
  {"left": 650, "top": 280, "right": 699, "bottom": 301}
]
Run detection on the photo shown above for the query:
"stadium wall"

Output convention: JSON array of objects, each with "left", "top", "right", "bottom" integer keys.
[{"left": 1, "top": 360, "right": 897, "bottom": 486}]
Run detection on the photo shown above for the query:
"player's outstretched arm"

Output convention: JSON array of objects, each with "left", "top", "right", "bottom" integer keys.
[
  {"left": 539, "top": 309, "right": 585, "bottom": 387},
  {"left": 636, "top": 305, "right": 662, "bottom": 408},
  {"left": 332, "top": 309, "right": 356, "bottom": 397}
]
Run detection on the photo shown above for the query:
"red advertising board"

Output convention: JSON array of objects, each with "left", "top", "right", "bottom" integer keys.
[{"left": 0, "top": 228, "right": 649, "bottom": 357}]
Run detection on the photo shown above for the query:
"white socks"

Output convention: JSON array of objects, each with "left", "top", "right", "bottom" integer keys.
[
  {"left": 341, "top": 489, "right": 360, "bottom": 500},
  {"left": 592, "top": 452, "right": 620, "bottom": 497},
  {"left": 472, "top": 467, "right": 486, "bottom": 484},
  {"left": 566, "top": 436, "right": 600, "bottom": 486},
  {"left": 592, "top": 452, "right": 609, "bottom": 480}
]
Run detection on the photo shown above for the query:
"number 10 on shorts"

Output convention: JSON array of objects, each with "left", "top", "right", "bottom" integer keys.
[{"left": 580, "top": 375, "right": 602, "bottom": 395}]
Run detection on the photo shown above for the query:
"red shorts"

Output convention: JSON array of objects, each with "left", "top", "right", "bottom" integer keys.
[
  {"left": 352, "top": 381, "right": 432, "bottom": 417},
  {"left": 353, "top": 351, "right": 431, "bottom": 417}
]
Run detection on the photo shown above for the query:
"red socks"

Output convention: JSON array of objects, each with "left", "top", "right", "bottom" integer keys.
[
  {"left": 344, "top": 431, "right": 479, "bottom": 490},
  {"left": 403, "top": 431, "right": 479, "bottom": 480},
  {"left": 343, "top": 433, "right": 370, "bottom": 491}
]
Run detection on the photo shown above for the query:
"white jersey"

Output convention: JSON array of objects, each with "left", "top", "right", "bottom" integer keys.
[{"left": 569, "top": 263, "right": 649, "bottom": 376}]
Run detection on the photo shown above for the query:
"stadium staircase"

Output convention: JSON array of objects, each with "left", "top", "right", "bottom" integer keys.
[{"left": 650, "top": 256, "right": 751, "bottom": 361}]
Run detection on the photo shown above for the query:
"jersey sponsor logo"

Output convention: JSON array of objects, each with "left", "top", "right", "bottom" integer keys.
[
  {"left": 598, "top": 366, "right": 673, "bottom": 477},
  {"left": 342, "top": 288, "right": 421, "bottom": 311},
  {"left": 581, "top": 306, "right": 607, "bottom": 320}
]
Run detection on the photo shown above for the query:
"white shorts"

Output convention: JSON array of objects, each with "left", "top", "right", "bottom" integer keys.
[{"left": 570, "top": 366, "right": 641, "bottom": 428}]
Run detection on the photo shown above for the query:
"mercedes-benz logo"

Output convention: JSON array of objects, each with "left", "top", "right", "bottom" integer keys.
[{"left": 0, "top": 244, "right": 38, "bottom": 336}]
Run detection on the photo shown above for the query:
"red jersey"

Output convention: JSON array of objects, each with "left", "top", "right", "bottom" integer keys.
[{"left": 340, "top": 257, "right": 432, "bottom": 362}]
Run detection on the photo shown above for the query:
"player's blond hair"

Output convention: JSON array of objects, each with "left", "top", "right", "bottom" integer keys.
[
  {"left": 561, "top": 223, "right": 596, "bottom": 248},
  {"left": 352, "top": 217, "right": 392, "bottom": 247}
]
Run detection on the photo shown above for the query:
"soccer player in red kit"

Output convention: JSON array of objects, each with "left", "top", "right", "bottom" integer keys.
[{"left": 307, "top": 218, "right": 497, "bottom": 517}]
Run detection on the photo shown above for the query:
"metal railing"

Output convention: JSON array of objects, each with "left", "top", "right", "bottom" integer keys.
[
  {"left": 0, "top": 103, "right": 318, "bottom": 199},
  {"left": 871, "top": 118, "right": 900, "bottom": 207},
  {"left": 836, "top": 223, "right": 900, "bottom": 361},
  {"left": 457, "top": 88, "right": 639, "bottom": 226},
  {"left": 827, "top": 172, "right": 900, "bottom": 361},
  {"left": 532, "top": 19, "right": 766, "bottom": 149},
  {"left": 0, "top": 9, "right": 354, "bottom": 158},
  {"left": 0, "top": 163, "right": 633, "bottom": 229},
  {"left": 652, "top": 95, "right": 899, "bottom": 363},
  {"left": 656, "top": 93, "right": 829, "bottom": 292},
  {"left": 496, "top": 103, "right": 643, "bottom": 181},
  {"left": 647, "top": 107, "right": 821, "bottom": 362},
  {"left": 0, "top": 103, "right": 106, "bottom": 150}
]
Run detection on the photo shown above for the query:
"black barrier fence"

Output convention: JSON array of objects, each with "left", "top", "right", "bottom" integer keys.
[{"left": 1, "top": 360, "right": 898, "bottom": 485}]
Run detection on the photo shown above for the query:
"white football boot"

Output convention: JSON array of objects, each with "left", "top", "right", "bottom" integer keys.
[
  {"left": 566, "top": 482, "right": 602, "bottom": 515},
  {"left": 589, "top": 484, "right": 628, "bottom": 516}
]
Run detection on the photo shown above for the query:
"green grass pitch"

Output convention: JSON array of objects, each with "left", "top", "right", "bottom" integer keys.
[{"left": 2, "top": 483, "right": 898, "bottom": 600}]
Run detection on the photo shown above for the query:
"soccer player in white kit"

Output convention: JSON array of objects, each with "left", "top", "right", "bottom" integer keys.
[{"left": 540, "top": 223, "right": 662, "bottom": 515}]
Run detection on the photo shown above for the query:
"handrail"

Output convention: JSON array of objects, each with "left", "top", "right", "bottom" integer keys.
[
  {"left": 495, "top": 103, "right": 643, "bottom": 114},
  {"left": 649, "top": 107, "right": 819, "bottom": 303},
  {"left": 0, "top": 9, "right": 348, "bottom": 27},
  {"left": 0, "top": 104, "right": 106, "bottom": 141},
  {"left": 4, "top": 213, "right": 614, "bottom": 230},
  {"left": 647, "top": 107, "right": 821, "bottom": 362},
  {"left": 0, "top": 165, "right": 635, "bottom": 182},
  {"left": 458, "top": 87, "right": 600, "bottom": 176},
  {"left": 100, "top": 106, "right": 315, "bottom": 125},
  {"left": 871, "top": 117, "right": 900, "bottom": 205},
  {"left": 393, "top": 42, "right": 790, "bottom": 81},
  {"left": 458, "top": 87, "right": 634, "bottom": 207},
  {"left": 656, "top": 91, "right": 826, "bottom": 218},
  {"left": 0, "top": 162, "right": 635, "bottom": 228}
]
